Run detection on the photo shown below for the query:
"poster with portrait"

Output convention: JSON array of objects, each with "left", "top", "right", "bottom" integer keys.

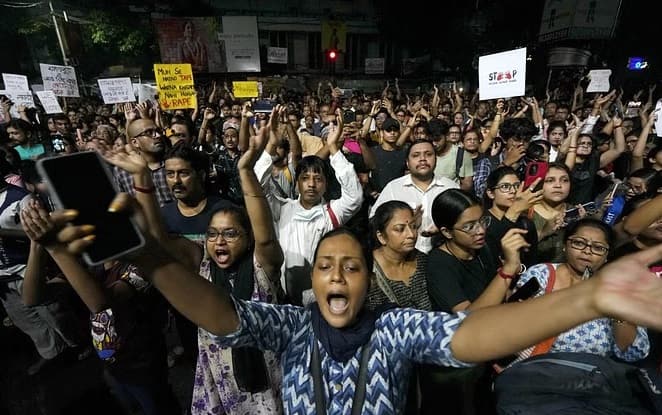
[
  {"left": 321, "top": 20, "right": 346, "bottom": 53},
  {"left": 153, "top": 17, "right": 226, "bottom": 73}
]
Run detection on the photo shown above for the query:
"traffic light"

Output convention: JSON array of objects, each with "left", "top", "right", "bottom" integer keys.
[{"left": 327, "top": 49, "right": 337, "bottom": 62}]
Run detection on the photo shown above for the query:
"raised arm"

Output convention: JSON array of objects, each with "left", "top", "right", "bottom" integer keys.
[
  {"left": 631, "top": 111, "right": 656, "bottom": 171},
  {"left": 479, "top": 101, "right": 505, "bottom": 154},
  {"left": 599, "top": 115, "right": 625, "bottom": 168},
  {"left": 198, "top": 107, "right": 217, "bottom": 152},
  {"left": 238, "top": 101, "right": 252, "bottom": 152},
  {"left": 238, "top": 125, "right": 284, "bottom": 279},
  {"left": 622, "top": 192, "right": 662, "bottom": 237}
]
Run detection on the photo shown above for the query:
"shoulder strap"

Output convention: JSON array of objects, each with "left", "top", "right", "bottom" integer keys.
[
  {"left": 373, "top": 260, "right": 400, "bottom": 305},
  {"left": 530, "top": 264, "right": 557, "bottom": 356},
  {"left": 455, "top": 148, "right": 465, "bottom": 179},
  {"left": 326, "top": 202, "right": 340, "bottom": 229},
  {"left": 312, "top": 340, "right": 372, "bottom": 415}
]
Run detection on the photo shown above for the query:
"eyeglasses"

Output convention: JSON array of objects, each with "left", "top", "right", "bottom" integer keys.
[
  {"left": 454, "top": 216, "right": 491, "bottom": 234},
  {"left": 133, "top": 128, "right": 162, "bottom": 139},
  {"left": 493, "top": 182, "right": 521, "bottom": 193},
  {"left": 205, "top": 228, "right": 243, "bottom": 242},
  {"left": 568, "top": 237, "right": 609, "bottom": 256}
]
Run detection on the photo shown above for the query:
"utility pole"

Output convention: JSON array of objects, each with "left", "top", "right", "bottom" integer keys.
[{"left": 49, "top": 1, "right": 69, "bottom": 65}]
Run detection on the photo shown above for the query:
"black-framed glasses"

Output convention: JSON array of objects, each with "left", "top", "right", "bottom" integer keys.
[
  {"left": 568, "top": 237, "right": 609, "bottom": 256},
  {"left": 493, "top": 182, "right": 521, "bottom": 193},
  {"left": 206, "top": 228, "right": 243, "bottom": 243},
  {"left": 133, "top": 128, "right": 163, "bottom": 139},
  {"left": 454, "top": 216, "right": 491, "bottom": 235}
]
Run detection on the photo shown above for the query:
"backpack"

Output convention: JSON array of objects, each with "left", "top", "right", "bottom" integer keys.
[{"left": 494, "top": 352, "right": 662, "bottom": 415}]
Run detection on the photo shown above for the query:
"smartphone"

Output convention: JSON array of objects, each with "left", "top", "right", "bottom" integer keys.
[
  {"left": 253, "top": 99, "right": 274, "bottom": 113},
  {"left": 37, "top": 152, "right": 145, "bottom": 266},
  {"left": 523, "top": 161, "right": 548, "bottom": 191},
  {"left": 343, "top": 110, "right": 356, "bottom": 124},
  {"left": 507, "top": 278, "right": 541, "bottom": 303},
  {"left": 564, "top": 201, "right": 597, "bottom": 224}
]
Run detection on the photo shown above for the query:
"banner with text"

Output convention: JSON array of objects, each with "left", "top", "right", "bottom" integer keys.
[
  {"left": 586, "top": 69, "right": 612, "bottom": 93},
  {"left": 2, "top": 73, "right": 29, "bottom": 92},
  {"left": 153, "top": 17, "right": 226, "bottom": 73},
  {"left": 39, "top": 64, "right": 79, "bottom": 97},
  {"left": 98, "top": 77, "right": 135, "bottom": 104},
  {"left": 232, "top": 81, "right": 259, "bottom": 98},
  {"left": 219, "top": 16, "right": 261, "bottom": 72},
  {"left": 35, "top": 90, "right": 63, "bottom": 114},
  {"left": 153, "top": 63, "right": 197, "bottom": 110},
  {"left": 267, "top": 47, "right": 288, "bottom": 64},
  {"left": 478, "top": 48, "right": 527, "bottom": 100}
]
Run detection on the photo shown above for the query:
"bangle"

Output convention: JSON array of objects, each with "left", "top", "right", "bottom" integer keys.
[
  {"left": 497, "top": 267, "right": 516, "bottom": 280},
  {"left": 614, "top": 125, "right": 622, "bottom": 129},
  {"left": 133, "top": 185, "right": 155, "bottom": 194},
  {"left": 611, "top": 318, "right": 626, "bottom": 324},
  {"left": 568, "top": 146, "right": 577, "bottom": 149}
]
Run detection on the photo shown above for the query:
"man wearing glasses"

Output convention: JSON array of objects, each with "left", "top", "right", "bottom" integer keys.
[{"left": 114, "top": 118, "right": 173, "bottom": 206}]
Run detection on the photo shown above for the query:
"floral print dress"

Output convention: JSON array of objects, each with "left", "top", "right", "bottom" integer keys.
[{"left": 191, "top": 256, "right": 283, "bottom": 415}]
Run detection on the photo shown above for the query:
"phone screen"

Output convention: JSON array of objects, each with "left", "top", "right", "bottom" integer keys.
[
  {"left": 253, "top": 99, "right": 274, "bottom": 113},
  {"left": 507, "top": 278, "right": 541, "bottom": 303},
  {"left": 37, "top": 152, "right": 145, "bottom": 266}
]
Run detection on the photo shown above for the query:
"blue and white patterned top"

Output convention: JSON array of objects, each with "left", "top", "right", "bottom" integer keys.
[
  {"left": 516, "top": 263, "right": 649, "bottom": 362},
  {"left": 215, "top": 299, "right": 472, "bottom": 414}
]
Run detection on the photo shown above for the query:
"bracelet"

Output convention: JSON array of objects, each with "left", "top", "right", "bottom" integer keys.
[
  {"left": 133, "top": 185, "right": 155, "bottom": 194},
  {"left": 611, "top": 318, "right": 626, "bottom": 324},
  {"left": 568, "top": 146, "right": 577, "bottom": 149},
  {"left": 497, "top": 267, "right": 516, "bottom": 280},
  {"left": 613, "top": 125, "right": 622, "bottom": 129}
]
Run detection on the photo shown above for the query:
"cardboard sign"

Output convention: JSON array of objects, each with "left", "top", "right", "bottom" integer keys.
[
  {"left": 39, "top": 63, "right": 79, "bottom": 97},
  {"left": 2, "top": 73, "right": 29, "bottom": 92},
  {"left": 98, "top": 77, "right": 135, "bottom": 104},
  {"left": 35, "top": 90, "right": 63, "bottom": 114},
  {"left": 0, "top": 89, "right": 35, "bottom": 118},
  {"left": 267, "top": 47, "right": 288, "bottom": 64},
  {"left": 232, "top": 81, "right": 259, "bottom": 98},
  {"left": 586, "top": 69, "right": 612, "bottom": 93},
  {"left": 478, "top": 47, "right": 527, "bottom": 100},
  {"left": 153, "top": 63, "right": 197, "bottom": 110}
]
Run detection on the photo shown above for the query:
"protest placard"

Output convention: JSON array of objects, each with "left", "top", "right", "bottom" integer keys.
[
  {"left": 153, "top": 63, "right": 197, "bottom": 110},
  {"left": 35, "top": 90, "right": 63, "bottom": 114},
  {"left": 2, "top": 73, "right": 29, "bottom": 92},
  {"left": 267, "top": 47, "right": 288, "bottom": 64},
  {"left": 478, "top": 48, "right": 527, "bottom": 100},
  {"left": 39, "top": 64, "right": 80, "bottom": 97},
  {"left": 0, "top": 89, "right": 35, "bottom": 118},
  {"left": 586, "top": 69, "right": 612, "bottom": 93},
  {"left": 98, "top": 77, "right": 135, "bottom": 104},
  {"left": 232, "top": 81, "right": 259, "bottom": 98}
]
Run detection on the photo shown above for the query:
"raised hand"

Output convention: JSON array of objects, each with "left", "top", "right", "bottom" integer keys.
[
  {"left": 238, "top": 125, "right": 268, "bottom": 170},
  {"left": 510, "top": 180, "right": 544, "bottom": 214},
  {"left": 503, "top": 144, "right": 526, "bottom": 167},
  {"left": 100, "top": 142, "right": 148, "bottom": 175},
  {"left": 20, "top": 199, "right": 64, "bottom": 249},
  {"left": 500, "top": 228, "right": 530, "bottom": 275},
  {"left": 326, "top": 109, "right": 344, "bottom": 152},
  {"left": 204, "top": 107, "right": 216, "bottom": 120}
]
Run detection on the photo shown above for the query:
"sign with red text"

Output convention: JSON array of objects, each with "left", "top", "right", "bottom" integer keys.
[
  {"left": 153, "top": 63, "right": 197, "bottom": 110},
  {"left": 478, "top": 48, "right": 527, "bottom": 100}
]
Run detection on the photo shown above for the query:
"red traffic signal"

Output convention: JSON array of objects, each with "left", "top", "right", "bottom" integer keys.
[{"left": 327, "top": 49, "right": 337, "bottom": 61}]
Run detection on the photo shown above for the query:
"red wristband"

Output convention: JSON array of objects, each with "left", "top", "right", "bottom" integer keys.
[
  {"left": 497, "top": 267, "right": 516, "bottom": 280},
  {"left": 133, "top": 185, "right": 155, "bottom": 194}
]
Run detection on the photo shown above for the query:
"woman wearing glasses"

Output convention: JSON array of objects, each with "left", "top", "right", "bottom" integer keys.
[
  {"left": 102, "top": 127, "right": 284, "bottom": 414},
  {"left": 510, "top": 218, "right": 649, "bottom": 363},
  {"left": 421, "top": 189, "right": 530, "bottom": 415}
]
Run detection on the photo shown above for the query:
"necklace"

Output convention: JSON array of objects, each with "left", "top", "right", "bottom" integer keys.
[{"left": 443, "top": 242, "right": 486, "bottom": 276}]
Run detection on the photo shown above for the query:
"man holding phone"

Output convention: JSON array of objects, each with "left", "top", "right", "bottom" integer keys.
[{"left": 114, "top": 119, "right": 173, "bottom": 206}]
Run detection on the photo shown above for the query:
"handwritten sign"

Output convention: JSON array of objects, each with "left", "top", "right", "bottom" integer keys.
[
  {"left": 35, "top": 90, "right": 63, "bottom": 114},
  {"left": 232, "top": 81, "right": 259, "bottom": 98},
  {"left": 2, "top": 73, "right": 29, "bottom": 92},
  {"left": 267, "top": 47, "right": 288, "bottom": 64},
  {"left": 153, "top": 63, "right": 196, "bottom": 110},
  {"left": 586, "top": 69, "right": 612, "bottom": 93},
  {"left": 0, "top": 89, "right": 35, "bottom": 118},
  {"left": 39, "top": 64, "right": 79, "bottom": 97},
  {"left": 98, "top": 77, "right": 135, "bottom": 104}
]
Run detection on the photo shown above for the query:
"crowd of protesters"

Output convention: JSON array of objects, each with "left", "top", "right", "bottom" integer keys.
[{"left": 1, "top": 74, "right": 662, "bottom": 415}]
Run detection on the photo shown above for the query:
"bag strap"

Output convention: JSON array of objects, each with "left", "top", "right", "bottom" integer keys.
[
  {"left": 455, "top": 148, "right": 465, "bottom": 179},
  {"left": 530, "top": 263, "right": 557, "bottom": 356},
  {"left": 326, "top": 202, "right": 340, "bottom": 229},
  {"left": 312, "top": 340, "right": 372, "bottom": 415}
]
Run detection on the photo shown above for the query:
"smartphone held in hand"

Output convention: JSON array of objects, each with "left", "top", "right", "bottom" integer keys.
[{"left": 37, "top": 152, "right": 145, "bottom": 266}]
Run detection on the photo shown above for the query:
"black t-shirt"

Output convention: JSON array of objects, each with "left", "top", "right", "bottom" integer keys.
[
  {"left": 426, "top": 246, "right": 498, "bottom": 312},
  {"left": 569, "top": 153, "right": 600, "bottom": 204},
  {"left": 160, "top": 196, "right": 234, "bottom": 243},
  {"left": 371, "top": 146, "right": 407, "bottom": 192}
]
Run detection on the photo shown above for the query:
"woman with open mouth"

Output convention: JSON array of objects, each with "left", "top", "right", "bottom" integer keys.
[{"left": 46, "top": 135, "right": 662, "bottom": 415}]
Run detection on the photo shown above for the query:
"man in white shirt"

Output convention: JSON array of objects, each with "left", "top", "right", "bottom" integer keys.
[
  {"left": 370, "top": 139, "right": 459, "bottom": 253},
  {"left": 256, "top": 116, "right": 363, "bottom": 305}
]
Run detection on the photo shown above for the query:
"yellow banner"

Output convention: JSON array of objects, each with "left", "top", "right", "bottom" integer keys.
[
  {"left": 153, "top": 63, "right": 197, "bottom": 110},
  {"left": 232, "top": 81, "right": 259, "bottom": 98}
]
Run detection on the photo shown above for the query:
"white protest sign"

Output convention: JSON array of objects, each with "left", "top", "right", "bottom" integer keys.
[
  {"left": 97, "top": 77, "right": 135, "bottom": 104},
  {"left": 586, "top": 69, "right": 612, "bottom": 93},
  {"left": 2, "top": 73, "right": 29, "bottom": 92},
  {"left": 478, "top": 47, "right": 527, "bottom": 100},
  {"left": 0, "top": 89, "right": 35, "bottom": 118},
  {"left": 655, "top": 99, "right": 662, "bottom": 138},
  {"left": 36, "top": 90, "right": 63, "bottom": 114},
  {"left": 31, "top": 84, "right": 44, "bottom": 92},
  {"left": 267, "top": 47, "right": 288, "bottom": 64},
  {"left": 39, "top": 63, "right": 79, "bottom": 97},
  {"left": 138, "top": 84, "right": 158, "bottom": 104}
]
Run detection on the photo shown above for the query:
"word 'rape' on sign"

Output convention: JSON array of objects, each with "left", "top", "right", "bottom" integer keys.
[{"left": 153, "top": 63, "right": 197, "bottom": 110}]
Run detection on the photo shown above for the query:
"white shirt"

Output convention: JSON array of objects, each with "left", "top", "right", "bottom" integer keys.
[
  {"left": 256, "top": 151, "right": 363, "bottom": 302},
  {"left": 370, "top": 174, "right": 459, "bottom": 253}
]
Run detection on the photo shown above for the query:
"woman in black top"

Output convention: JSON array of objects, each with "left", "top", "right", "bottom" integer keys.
[{"left": 484, "top": 166, "right": 541, "bottom": 267}]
